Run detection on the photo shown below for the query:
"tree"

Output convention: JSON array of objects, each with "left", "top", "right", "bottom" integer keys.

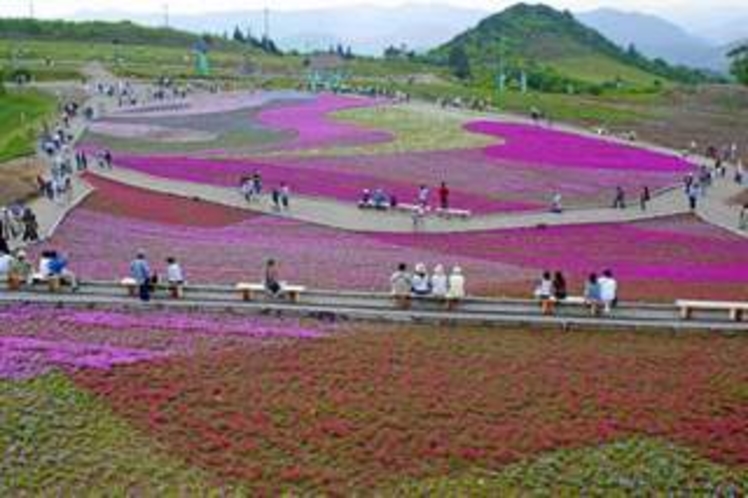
[
  {"left": 232, "top": 26, "right": 245, "bottom": 43},
  {"left": 728, "top": 44, "right": 748, "bottom": 85},
  {"left": 448, "top": 45, "right": 471, "bottom": 80}
]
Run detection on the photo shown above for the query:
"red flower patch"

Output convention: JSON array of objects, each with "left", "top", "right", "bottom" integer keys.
[
  {"left": 73, "top": 326, "right": 748, "bottom": 494},
  {"left": 82, "top": 175, "right": 253, "bottom": 227}
]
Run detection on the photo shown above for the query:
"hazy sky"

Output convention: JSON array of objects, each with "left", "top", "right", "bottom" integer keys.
[{"left": 0, "top": 0, "right": 743, "bottom": 17}]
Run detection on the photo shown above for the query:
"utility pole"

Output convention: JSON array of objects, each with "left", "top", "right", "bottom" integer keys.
[
  {"left": 163, "top": 3, "right": 170, "bottom": 28},
  {"left": 263, "top": 6, "right": 270, "bottom": 40},
  {"left": 29, "top": 0, "right": 35, "bottom": 19}
]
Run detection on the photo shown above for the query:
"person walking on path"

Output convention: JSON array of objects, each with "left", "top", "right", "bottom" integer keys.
[
  {"left": 22, "top": 208, "right": 39, "bottom": 243},
  {"left": 438, "top": 182, "right": 450, "bottom": 210},
  {"left": 130, "top": 251, "right": 153, "bottom": 302},
  {"left": 639, "top": 186, "right": 651, "bottom": 211},
  {"left": 612, "top": 187, "right": 626, "bottom": 209},
  {"left": 280, "top": 183, "right": 291, "bottom": 210},
  {"left": 417, "top": 185, "right": 430, "bottom": 209},
  {"left": 271, "top": 188, "right": 282, "bottom": 212},
  {"left": 551, "top": 192, "right": 563, "bottom": 213},
  {"left": 687, "top": 183, "right": 700, "bottom": 211}
]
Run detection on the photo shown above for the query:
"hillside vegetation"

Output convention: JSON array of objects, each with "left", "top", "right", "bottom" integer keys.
[{"left": 431, "top": 4, "right": 708, "bottom": 93}]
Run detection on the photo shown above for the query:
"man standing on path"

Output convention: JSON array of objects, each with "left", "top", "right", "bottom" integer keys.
[
  {"left": 439, "top": 182, "right": 450, "bottom": 210},
  {"left": 130, "top": 251, "right": 153, "bottom": 302},
  {"left": 687, "top": 183, "right": 700, "bottom": 211},
  {"left": 612, "top": 187, "right": 626, "bottom": 209}
]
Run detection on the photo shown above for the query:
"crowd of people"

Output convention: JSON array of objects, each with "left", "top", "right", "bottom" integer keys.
[
  {"left": 535, "top": 269, "right": 618, "bottom": 316},
  {"left": 389, "top": 262, "right": 466, "bottom": 309},
  {"left": 239, "top": 173, "right": 291, "bottom": 211}
]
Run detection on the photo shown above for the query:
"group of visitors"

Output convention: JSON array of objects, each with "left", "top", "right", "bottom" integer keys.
[
  {"left": 390, "top": 262, "right": 465, "bottom": 309},
  {"left": 535, "top": 270, "right": 618, "bottom": 316},
  {"left": 0, "top": 247, "right": 77, "bottom": 291},
  {"left": 129, "top": 251, "right": 185, "bottom": 302},
  {"left": 239, "top": 174, "right": 290, "bottom": 211},
  {"left": 358, "top": 188, "right": 397, "bottom": 210},
  {"left": 1, "top": 205, "right": 39, "bottom": 246}
]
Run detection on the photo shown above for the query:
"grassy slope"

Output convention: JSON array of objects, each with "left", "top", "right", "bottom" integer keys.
[
  {"left": 0, "top": 374, "right": 225, "bottom": 495},
  {"left": 0, "top": 89, "right": 56, "bottom": 162}
]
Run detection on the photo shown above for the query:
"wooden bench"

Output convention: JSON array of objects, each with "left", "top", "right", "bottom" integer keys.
[
  {"left": 676, "top": 300, "right": 748, "bottom": 322},
  {"left": 435, "top": 208, "right": 472, "bottom": 220},
  {"left": 392, "top": 203, "right": 429, "bottom": 214},
  {"left": 236, "top": 283, "right": 306, "bottom": 303},
  {"left": 31, "top": 273, "right": 62, "bottom": 292}
]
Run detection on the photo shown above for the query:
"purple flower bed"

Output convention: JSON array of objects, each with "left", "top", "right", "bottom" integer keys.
[
  {"left": 114, "top": 153, "right": 536, "bottom": 213},
  {"left": 256, "top": 93, "right": 394, "bottom": 151},
  {"left": 108, "top": 90, "right": 310, "bottom": 119},
  {"left": 269, "top": 147, "right": 680, "bottom": 209},
  {"left": 0, "top": 305, "right": 326, "bottom": 380},
  {"left": 36, "top": 199, "right": 528, "bottom": 292},
  {"left": 465, "top": 121, "right": 694, "bottom": 173},
  {"left": 35, "top": 174, "right": 748, "bottom": 302}
]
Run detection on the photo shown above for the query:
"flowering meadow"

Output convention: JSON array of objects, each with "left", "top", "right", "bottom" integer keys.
[
  {"left": 79, "top": 91, "right": 699, "bottom": 211},
  {"left": 36, "top": 177, "right": 748, "bottom": 301},
  {"left": 7, "top": 315, "right": 748, "bottom": 494}
]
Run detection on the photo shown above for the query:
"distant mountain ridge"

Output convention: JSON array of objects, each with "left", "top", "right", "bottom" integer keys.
[
  {"left": 73, "top": 4, "right": 488, "bottom": 56},
  {"left": 577, "top": 8, "right": 728, "bottom": 72}
]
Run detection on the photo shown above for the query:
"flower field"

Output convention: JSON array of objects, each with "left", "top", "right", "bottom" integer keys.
[
  {"left": 80, "top": 91, "right": 697, "bottom": 212},
  {"left": 36, "top": 176, "right": 748, "bottom": 301},
  {"left": 6, "top": 313, "right": 748, "bottom": 494}
]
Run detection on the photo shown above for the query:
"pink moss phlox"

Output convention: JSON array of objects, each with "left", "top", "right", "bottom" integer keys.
[{"left": 466, "top": 121, "right": 693, "bottom": 173}]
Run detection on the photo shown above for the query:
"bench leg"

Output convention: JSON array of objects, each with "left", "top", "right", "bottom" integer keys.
[
  {"left": 680, "top": 307, "right": 692, "bottom": 320},
  {"left": 241, "top": 290, "right": 252, "bottom": 302},
  {"left": 730, "top": 309, "right": 743, "bottom": 322},
  {"left": 288, "top": 291, "right": 298, "bottom": 303},
  {"left": 127, "top": 285, "right": 137, "bottom": 297}
]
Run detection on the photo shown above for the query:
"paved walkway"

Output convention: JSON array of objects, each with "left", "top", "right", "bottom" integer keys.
[
  {"left": 91, "top": 166, "right": 698, "bottom": 233},
  {"left": 2, "top": 282, "right": 746, "bottom": 332}
]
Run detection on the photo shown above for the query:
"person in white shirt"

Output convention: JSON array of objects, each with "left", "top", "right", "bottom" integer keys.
[
  {"left": 446, "top": 266, "right": 466, "bottom": 310},
  {"left": 598, "top": 269, "right": 618, "bottom": 313},
  {"left": 535, "top": 271, "right": 555, "bottom": 315},
  {"left": 411, "top": 263, "right": 431, "bottom": 296},
  {"left": 166, "top": 257, "right": 185, "bottom": 298},
  {"left": 430, "top": 265, "right": 448, "bottom": 298}
]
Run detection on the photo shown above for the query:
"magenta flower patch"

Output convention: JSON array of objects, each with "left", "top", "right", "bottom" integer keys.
[
  {"left": 114, "top": 153, "right": 536, "bottom": 213},
  {"left": 0, "top": 305, "right": 327, "bottom": 380},
  {"left": 256, "top": 93, "right": 393, "bottom": 151},
  {"left": 465, "top": 121, "right": 693, "bottom": 173}
]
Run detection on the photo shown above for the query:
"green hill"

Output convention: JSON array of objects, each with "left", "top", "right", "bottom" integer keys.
[
  {"left": 430, "top": 3, "right": 707, "bottom": 92},
  {"left": 0, "top": 18, "right": 240, "bottom": 50}
]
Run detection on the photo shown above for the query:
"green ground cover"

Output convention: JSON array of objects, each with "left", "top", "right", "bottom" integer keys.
[
  {"left": 0, "top": 374, "right": 223, "bottom": 495},
  {"left": 395, "top": 438, "right": 747, "bottom": 495},
  {"left": 0, "top": 89, "right": 56, "bottom": 162},
  {"left": 295, "top": 104, "right": 496, "bottom": 156}
]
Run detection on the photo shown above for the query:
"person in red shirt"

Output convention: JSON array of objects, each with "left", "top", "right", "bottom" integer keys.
[{"left": 438, "top": 182, "right": 450, "bottom": 210}]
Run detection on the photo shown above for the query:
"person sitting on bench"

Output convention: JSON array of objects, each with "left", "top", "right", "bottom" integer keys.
[
  {"left": 48, "top": 251, "right": 79, "bottom": 291},
  {"left": 265, "top": 259, "right": 282, "bottom": 297}
]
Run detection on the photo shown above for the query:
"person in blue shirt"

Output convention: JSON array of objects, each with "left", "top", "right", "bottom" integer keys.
[
  {"left": 48, "top": 251, "right": 79, "bottom": 290},
  {"left": 130, "top": 251, "right": 152, "bottom": 302}
]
